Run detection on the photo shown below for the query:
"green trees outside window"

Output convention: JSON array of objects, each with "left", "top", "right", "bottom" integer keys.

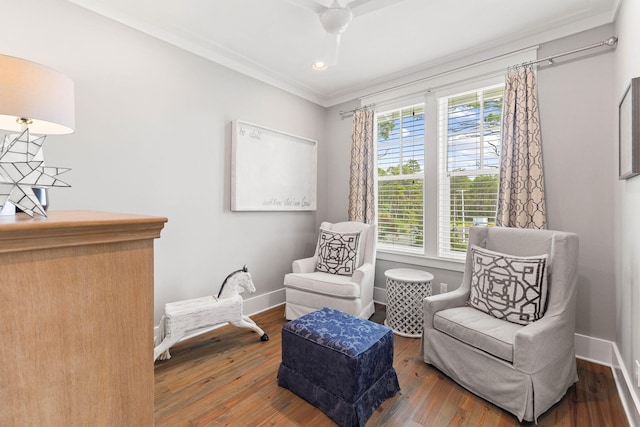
[
  {"left": 377, "top": 105, "right": 424, "bottom": 250},
  {"left": 442, "top": 86, "right": 503, "bottom": 256}
]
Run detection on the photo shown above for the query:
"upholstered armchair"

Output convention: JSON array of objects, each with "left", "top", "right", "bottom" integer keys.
[
  {"left": 284, "top": 221, "right": 376, "bottom": 320},
  {"left": 423, "top": 226, "right": 579, "bottom": 423}
]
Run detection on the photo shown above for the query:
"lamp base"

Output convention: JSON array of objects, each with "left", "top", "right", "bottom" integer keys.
[
  {"left": 15, "top": 188, "right": 48, "bottom": 214},
  {"left": 33, "top": 188, "right": 48, "bottom": 211}
]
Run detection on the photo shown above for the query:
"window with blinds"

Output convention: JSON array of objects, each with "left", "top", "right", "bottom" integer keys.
[
  {"left": 437, "top": 84, "right": 504, "bottom": 258},
  {"left": 376, "top": 103, "right": 425, "bottom": 251}
]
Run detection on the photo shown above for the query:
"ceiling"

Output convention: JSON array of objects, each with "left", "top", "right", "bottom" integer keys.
[{"left": 68, "top": 0, "right": 619, "bottom": 107}]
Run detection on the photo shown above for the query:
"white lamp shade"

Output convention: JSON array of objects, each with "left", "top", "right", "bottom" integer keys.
[{"left": 0, "top": 54, "right": 75, "bottom": 135}]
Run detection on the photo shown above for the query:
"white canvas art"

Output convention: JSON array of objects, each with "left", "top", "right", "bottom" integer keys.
[{"left": 231, "top": 120, "right": 317, "bottom": 211}]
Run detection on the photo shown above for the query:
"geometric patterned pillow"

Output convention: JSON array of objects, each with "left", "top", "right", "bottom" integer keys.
[
  {"left": 315, "top": 228, "right": 361, "bottom": 276},
  {"left": 468, "top": 245, "right": 548, "bottom": 325}
]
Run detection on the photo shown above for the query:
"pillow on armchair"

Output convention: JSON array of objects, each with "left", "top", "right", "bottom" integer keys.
[
  {"left": 315, "top": 228, "right": 361, "bottom": 276},
  {"left": 467, "top": 245, "right": 548, "bottom": 325}
]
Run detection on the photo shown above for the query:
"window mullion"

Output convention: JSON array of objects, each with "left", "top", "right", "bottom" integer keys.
[
  {"left": 479, "top": 90, "right": 485, "bottom": 169},
  {"left": 424, "top": 93, "right": 438, "bottom": 258}
]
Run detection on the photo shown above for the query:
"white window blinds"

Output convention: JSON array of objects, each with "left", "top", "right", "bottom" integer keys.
[
  {"left": 437, "top": 85, "right": 504, "bottom": 259},
  {"left": 376, "top": 103, "right": 425, "bottom": 251}
]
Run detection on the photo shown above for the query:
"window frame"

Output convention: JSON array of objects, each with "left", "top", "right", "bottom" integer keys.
[{"left": 374, "top": 76, "right": 505, "bottom": 271}]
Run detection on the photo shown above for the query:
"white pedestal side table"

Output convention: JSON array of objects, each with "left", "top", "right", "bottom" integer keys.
[{"left": 384, "top": 268, "right": 434, "bottom": 338}]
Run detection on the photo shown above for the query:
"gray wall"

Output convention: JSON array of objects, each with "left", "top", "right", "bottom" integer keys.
[
  {"left": 324, "top": 101, "right": 360, "bottom": 223},
  {"left": 0, "top": 1, "right": 626, "bottom": 367},
  {"left": 615, "top": 0, "right": 640, "bottom": 418},
  {"left": 0, "top": 0, "right": 326, "bottom": 323},
  {"left": 536, "top": 26, "right": 616, "bottom": 340},
  {"left": 323, "top": 25, "right": 618, "bottom": 342}
]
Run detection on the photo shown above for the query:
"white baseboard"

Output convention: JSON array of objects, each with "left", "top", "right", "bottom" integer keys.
[
  {"left": 374, "top": 286, "right": 387, "bottom": 305},
  {"left": 574, "top": 335, "right": 640, "bottom": 426},
  {"left": 243, "top": 288, "right": 286, "bottom": 315},
  {"left": 611, "top": 343, "right": 640, "bottom": 427},
  {"left": 575, "top": 333, "right": 615, "bottom": 365}
]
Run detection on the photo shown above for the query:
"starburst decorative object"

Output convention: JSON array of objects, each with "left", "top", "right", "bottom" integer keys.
[
  {"left": 0, "top": 129, "right": 70, "bottom": 217},
  {"left": 0, "top": 54, "right": 75, "bottom": 217}
]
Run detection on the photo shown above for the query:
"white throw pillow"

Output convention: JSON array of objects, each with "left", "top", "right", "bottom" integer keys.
[
  {"left": 315, "top": 228, "right": 361, "bottom": 276},
  {"left": 468, "top": 245, "right": 548, "bottom": 325}
]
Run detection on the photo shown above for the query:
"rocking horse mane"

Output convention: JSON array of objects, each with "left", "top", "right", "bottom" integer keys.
[{"left": 217, "top": 265, "right": 249, "bottom": 298}]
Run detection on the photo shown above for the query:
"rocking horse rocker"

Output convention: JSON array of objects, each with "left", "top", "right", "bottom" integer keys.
[{"left": 154, "top": 266, "right": 269, "bottom": 361}]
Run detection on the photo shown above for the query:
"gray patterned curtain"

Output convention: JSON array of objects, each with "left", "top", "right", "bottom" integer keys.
[
  {"left": 496, "top": 65, "right": 547, "bottom": 229},
  {"left": 348, "top": 107, "right": 375, "bottom": 223}
]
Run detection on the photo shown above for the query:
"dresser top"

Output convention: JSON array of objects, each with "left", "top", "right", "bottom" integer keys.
[{"left": 0, "top": 210, "right": 167, "bottom": 253}]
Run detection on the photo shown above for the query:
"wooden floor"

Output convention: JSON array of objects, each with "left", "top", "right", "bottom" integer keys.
[{"left": 155, "top": 305, "right": 629, "bottom": 426}]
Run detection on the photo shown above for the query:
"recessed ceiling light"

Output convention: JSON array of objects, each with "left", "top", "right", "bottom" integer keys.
[{"left": 312, "top": 62, "right": 328, "bottom": 71}]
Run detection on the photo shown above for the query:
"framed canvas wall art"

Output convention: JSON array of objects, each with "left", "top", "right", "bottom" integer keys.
[{"left": 619, "top": 77, "right": 640, "bottom": 180}]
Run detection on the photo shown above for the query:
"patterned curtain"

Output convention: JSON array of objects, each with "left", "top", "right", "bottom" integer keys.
[
  {"left": 496, "top": 65, "right": 547, "bottom": 229},
  {"left": 348, "top": 107, "right": 375, "bottom": 223}
]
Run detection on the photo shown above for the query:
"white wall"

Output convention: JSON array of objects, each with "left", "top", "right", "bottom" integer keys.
[
  {"left": 0, "top": 0, "right": 326, "bottom": 323},
  {"left": 615, "top": 0, "right": 640, "bottom": 422}
]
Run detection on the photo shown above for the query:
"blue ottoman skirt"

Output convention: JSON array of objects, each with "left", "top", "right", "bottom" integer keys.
[{"left": 278, "top": 308, "right": 400, "bottom": 427}]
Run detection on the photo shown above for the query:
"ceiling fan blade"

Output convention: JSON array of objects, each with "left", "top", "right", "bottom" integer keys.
[
  {"left": 348, "top": 0, "right": 408, "bottom": 17},
  {"left": 284, "top": 0, "right": 327, "bottom": 14}
]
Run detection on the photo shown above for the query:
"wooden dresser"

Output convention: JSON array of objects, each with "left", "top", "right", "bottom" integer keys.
[{"left": 0, "top": 210, "right": 167, "bottom": 426}]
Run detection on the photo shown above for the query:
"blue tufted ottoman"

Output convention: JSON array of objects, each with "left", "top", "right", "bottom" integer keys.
[{"left": 277, "top": 307, "right": 400, "bottom": 427}]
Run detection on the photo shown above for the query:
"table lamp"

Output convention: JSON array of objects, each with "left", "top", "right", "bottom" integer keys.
[{"left": 0, "top": 54, "right": 74, "bottom": 217}]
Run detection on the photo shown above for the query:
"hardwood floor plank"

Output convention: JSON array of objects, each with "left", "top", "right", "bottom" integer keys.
[{"left": 155, "top": 305, "right": 629, "bottom": 426}]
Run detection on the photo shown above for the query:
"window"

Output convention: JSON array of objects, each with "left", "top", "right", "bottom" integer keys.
[
  {"left": 438, "top": 85, "right": 504, "bottom": 258},
  {"left": 376, "top": 104, "right": 425, "bottom": 251},
  {"left": 375, "top": 83, "right": 504, "bottom": 261}
]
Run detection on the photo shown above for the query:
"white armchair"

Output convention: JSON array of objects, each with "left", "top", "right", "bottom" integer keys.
[
  {"left": 423, "top": 226, "right": 579, "bottom": 422},
  {"left": 283, "top": 221, "right": 376, "bottom": 320}
]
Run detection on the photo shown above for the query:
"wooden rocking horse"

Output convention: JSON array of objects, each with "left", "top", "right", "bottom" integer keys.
[{"left": 154, "top": 266, "right": 269, "bottom": 361}]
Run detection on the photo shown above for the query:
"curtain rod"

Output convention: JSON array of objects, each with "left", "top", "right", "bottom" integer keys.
[
  {"left": 339, "top": 103, "right": 375, "bottom": 119},
  {"left": 338, "top": 35, "right": 618, "bottom": 118},
  {"left": 515, "top": 36, "right": 618, "bottom": 68}
]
